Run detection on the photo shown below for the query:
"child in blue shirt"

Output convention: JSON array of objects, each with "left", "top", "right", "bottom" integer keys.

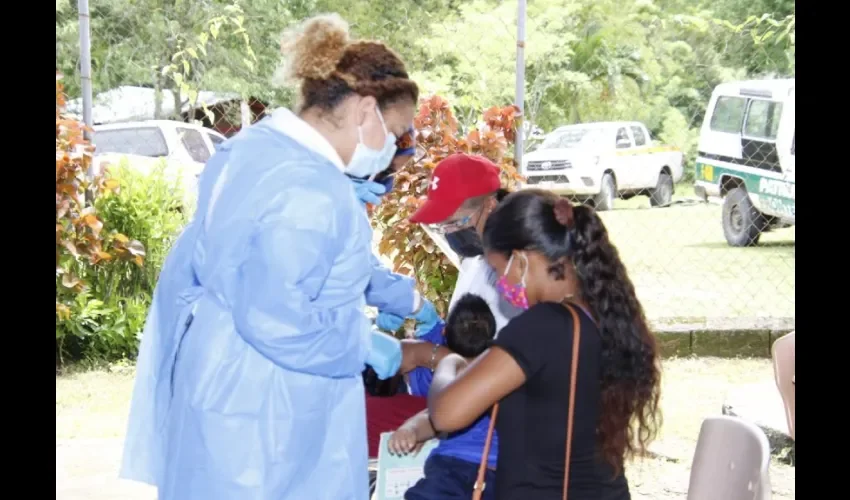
[{"left": 388, "top": 293, "right": 498, "bottom": 500}]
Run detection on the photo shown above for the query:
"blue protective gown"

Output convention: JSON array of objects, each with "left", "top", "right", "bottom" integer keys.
[
  {"left": 365, "top": 247, "right": 416, "bottom": 317},
  {"left": 120, "top": 109, "right": 381, "bottom": 500}
]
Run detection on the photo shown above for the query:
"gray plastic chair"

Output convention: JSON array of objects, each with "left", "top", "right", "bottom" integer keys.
[
  {"left": 771, "top": 331, "right": 795, "bottom": 441},
  {"left": 687, "top": 415, "right": 772, "bottom": 500}
]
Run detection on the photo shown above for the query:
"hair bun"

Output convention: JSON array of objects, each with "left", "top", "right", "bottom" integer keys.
[
  {"left": 279, "top": 13, "right": 350, "bottom": 82},
  {"left": 553, "top": 198, "right": 575, "bottom": 228}
]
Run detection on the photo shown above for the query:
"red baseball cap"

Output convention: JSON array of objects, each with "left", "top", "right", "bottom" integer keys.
[{"left": 410, "top": 153, "right": 502, "bottom": 224}]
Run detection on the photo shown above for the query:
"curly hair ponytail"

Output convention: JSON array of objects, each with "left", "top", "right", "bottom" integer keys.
[
  {"left": 275, "top": 14, "right": 419, "bottom": 113},
  {"left": 570, "top": 204, "right": 662, "bottom": 471}
]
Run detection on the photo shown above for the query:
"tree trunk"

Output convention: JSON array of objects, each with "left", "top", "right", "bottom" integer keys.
[
  {"left": 172, "top": 86, "right": 183, "bottom": 121},
  {"left": 570, "top": 95, "right": 582, "bottom": 124},
  {"left": 154, "top": 74, "right": 163, "bottom": 119},
  {"left": 607, "top": 74, "right": 618, "bottom": 100}
]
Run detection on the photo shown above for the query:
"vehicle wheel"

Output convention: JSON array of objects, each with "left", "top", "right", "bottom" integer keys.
[
  {"left": 722, "top": 187, "right": 767, "bottom": 247},
  {"left": 649, "top": 172, "right": 673, "bottom": 207},
  {"left": 594, "top": 174, "right": 616, "bottom": 211}
]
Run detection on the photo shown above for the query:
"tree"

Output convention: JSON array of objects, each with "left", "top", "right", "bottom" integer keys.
[
  {"left": 56, "top": 73, "right": 144, "bottom": 320},
  {"left": 373, "top": 96, "right": 523, "bottom": 316},
  {"left": 56, "top": 0, "right": 277, "bottom": 114}
]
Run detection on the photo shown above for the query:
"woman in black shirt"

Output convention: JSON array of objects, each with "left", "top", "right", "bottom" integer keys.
[{"left": 428, "top": 189, "right": 661, "bottom": 500}]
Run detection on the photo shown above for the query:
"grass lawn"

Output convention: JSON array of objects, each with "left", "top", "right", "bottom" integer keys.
[
  {"left": 377, "top": 188, "right": 794, "bottom": 325},
  {"left": 598, "top": 193, "right": 795, "bottom": 323},
  {"left": 56, "top": 357, "right": 795, "bottom": 500}
]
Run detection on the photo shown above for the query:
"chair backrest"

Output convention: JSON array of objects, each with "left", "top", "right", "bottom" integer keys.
[
  {"left": 771, "top": 331, "right": 795, "bottom": 440},
  {"left": 687, "top": 416, "right": 772, "bottom": 500}
]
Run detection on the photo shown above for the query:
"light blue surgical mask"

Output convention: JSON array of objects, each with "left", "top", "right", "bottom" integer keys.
[{"left": 345, "top": 106, "right": 397, "bottom": 178}]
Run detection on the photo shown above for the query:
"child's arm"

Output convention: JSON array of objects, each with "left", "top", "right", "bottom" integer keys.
[
  {"left": 400, "top": 340, "right": 453, "bottom": 374},
  {"left": 387, "top": 409, "right": 439, "bottom": 456}
]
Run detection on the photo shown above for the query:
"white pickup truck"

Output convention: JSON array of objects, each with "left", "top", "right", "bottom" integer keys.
[
  {"left": 91, "top": 120, "right": 227, "bottom": 207},
  {"left": 520, "top": 121, "right": 684, "bottom": 210}
]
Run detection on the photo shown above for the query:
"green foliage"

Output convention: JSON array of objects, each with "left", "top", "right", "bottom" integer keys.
[
  {"left": 56, "top": 73, "right": 146, "bottom": 340},
  {"left": 94, "top": 161, "right": 190, "bottom": 295},
  {"left": 160, "top": 3, "right": 259, "bottom": 120},
  {"left": 56, "top": 0, "right": 794, "bottom": 136},
  {"left": 56, "top": 161, "right": 188, "bottom": 367},
  {"left": 373, "top": 96, "right": 523, "bottom": 316},
  {"left": 54, "top": 0, "right": 795, "bottom": 354},
  {"left": 657, "top": 108, "right": 699, "bottom": 183},
  {"left": 57, "top": 290, "right": 149, "bottom": 366},
  {"left": 56, "top": 0, "right": 269, "bottom": 116}
]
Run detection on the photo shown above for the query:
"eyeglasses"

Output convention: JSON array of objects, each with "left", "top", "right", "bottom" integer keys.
[
  {"left": 427, "top": 204, "right": 486, "bottom": 234},
  {"left": 427, "top": 214, "right": 474, "bottom": 235},
  {"left": 394, "top": 126, "right": 416, "bottom": 156}
]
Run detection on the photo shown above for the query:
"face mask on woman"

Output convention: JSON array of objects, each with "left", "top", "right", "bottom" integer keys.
[
  {"left": 496, "top": 252, "right": 529, "bottom": 310},
  {"left": 346, "top": 106, "right": 398, "bottom": 178},
  {"left": 446, "top": 227, "right": 484, "bottom": 259}
]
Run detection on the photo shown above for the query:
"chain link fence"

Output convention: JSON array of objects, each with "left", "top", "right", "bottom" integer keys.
[{"left": 56, "top": 0, "right": 795, "bottom": 328}]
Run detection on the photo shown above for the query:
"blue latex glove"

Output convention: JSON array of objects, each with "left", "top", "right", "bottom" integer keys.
[
  {"left": 412, "top": 300, "right": 440, "bottom": 338},
  {"left": 365, "top": 329, "right": 402, "bottom": 380},
  {"left": 353, "top": 179, "right": 387, "bottom": 206},
  {"left": 376, "top": 311, "right": 405, "bottom": 332}
]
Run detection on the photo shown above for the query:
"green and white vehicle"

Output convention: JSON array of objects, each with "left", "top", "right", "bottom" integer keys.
[{"left": 694, "top": 79, "right": 795, "bottom": 247}]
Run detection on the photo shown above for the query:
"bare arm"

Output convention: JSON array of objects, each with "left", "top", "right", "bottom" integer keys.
[
  {"left": 387, "top": 408, "right": 439, "bottom": 456},
  {"left": 427, "top": 348, "right": 527, "bottom": 433},
  {"left": 400, "top": 339, "right": 453, "bottom": 374},
  {"left": 401, "top": 409, "right": 439, "bottom": 442}
]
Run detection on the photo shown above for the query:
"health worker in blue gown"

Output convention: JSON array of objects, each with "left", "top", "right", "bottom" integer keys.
[
  {"left": 350, "top": 127, "right": 441, "bottom": 338},
  {"left": 120, "top": 14, "right": 422, "bottom": 500}
]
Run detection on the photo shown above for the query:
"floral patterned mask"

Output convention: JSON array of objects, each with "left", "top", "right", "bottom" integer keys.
[{"left": 496, "top": 253, "right": 529, "bottom": 310}]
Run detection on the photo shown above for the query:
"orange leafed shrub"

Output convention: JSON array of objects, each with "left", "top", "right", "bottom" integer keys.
[
  {"left": 55, "top": 73, "right": 145, "bottom": 319},
  {"left": 372, "top": 95, "right": 523, "bottom": 315}
]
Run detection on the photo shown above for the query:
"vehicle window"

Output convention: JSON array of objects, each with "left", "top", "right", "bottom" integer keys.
[
  {"left": 709, "top": 96, "right": 747, "bottom": 134},
  {"left": 178, "top": 127, "right": 211, "bottom": 163},
  {"left": 206, "top": 132, "right": 225, "bottom": 146},
  {"left": 93, "top": 127, "right": 169, "bottom": 157},
  {"left": 616, "top": 128, "right": 632, "bottom": 149},
  {"left": 538, "top": 132, "right": 566, "bottom": 150},
  {"left": 539, "top": 132, "right": 564, "bottom": 149},
  {"left": 563, "top": 127, "right": 604, "bottom": 148},
  {"left": 743, "top": 100, "right": 783, "bottom": 140},
  {"left": 630, "top": 126, "right": 647, "bottom": 147},
  {"left": 538, "top": 127, "right": 606, "bottom": 151}
]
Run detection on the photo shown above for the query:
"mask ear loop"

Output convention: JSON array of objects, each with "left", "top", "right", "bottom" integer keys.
[
  {"left": 518, "top": 252, "right": 529, "bottom": 286},
  {"left": 375, "top": 105, "right": 389, "bottom": 135},
  {"left": 354, "top": 125, "right": 379, "bottom": 182},
  {"left": 368, "top": 106, "right": 396, "bottom": 182},
  {"left": 503, "top": 254, "right": 515, "bottom": 277},
  {"left": 363, "top": 110, "right": 383, "bottom": 182}
]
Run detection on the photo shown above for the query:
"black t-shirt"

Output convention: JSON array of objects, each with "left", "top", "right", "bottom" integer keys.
[{"left": 493, "top": 302, "right": 630, "bottom": 500}]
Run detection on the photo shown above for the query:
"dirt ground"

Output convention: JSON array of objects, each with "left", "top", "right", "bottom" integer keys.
[{"left": 56, "top": 357, "right": 795, "bottom": 499}]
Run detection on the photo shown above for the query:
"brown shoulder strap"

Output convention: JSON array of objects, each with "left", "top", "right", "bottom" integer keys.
[
  {"left": 561, "top": 303, "right": 582, "bottom": 500},
  {"left": 472, "top": 403, "right": 498, "bottom": 499},
  {"left": 473, "top": 303, "right": 582, "bottom": 500}
]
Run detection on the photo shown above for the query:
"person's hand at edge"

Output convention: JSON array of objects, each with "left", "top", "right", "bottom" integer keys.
[
  {"left": 387, "top": 428, "right": 423, "bottom": 456},
  {"left": 412, "top": 300, "right": 440, "bottom": 338},
  {"left": 376, "top": 311, "right": 405, "bottom": 332},
  {"left": 365, "top": 330, "right": 402, "bottom": 380},
  {"left": 353, "top": 180, "right": 386, "bottom": 207}
]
